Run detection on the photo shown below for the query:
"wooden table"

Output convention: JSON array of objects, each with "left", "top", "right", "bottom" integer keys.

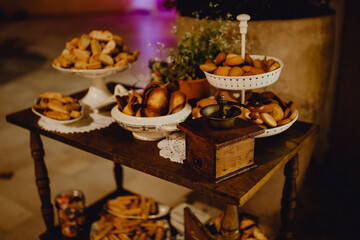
[{"left": 6, "top": 89, "right": 318, "bottom": 240}]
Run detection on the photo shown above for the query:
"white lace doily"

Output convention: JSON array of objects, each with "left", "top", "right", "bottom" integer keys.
[
  {"left": 157, "top": 132, "right": 186, "bottom": 164},
  {"left": 38, "top": 106, "right": 114, "bottom": 134}
]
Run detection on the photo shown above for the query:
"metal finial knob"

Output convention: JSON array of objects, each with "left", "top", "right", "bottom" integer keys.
[{"left": 236, "top": 14, "right": 251, "bottom": 22}]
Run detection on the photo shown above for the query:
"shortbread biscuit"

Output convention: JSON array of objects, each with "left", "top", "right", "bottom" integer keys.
[{"left": 44, "top": 111, "right": 71, "bottom": 120}]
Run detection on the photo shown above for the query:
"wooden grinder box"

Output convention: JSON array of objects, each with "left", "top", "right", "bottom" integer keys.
[{"left": 178, "top": 117, "right": 264, "bottom": 183}]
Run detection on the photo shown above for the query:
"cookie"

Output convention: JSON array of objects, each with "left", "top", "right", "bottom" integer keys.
[
  {"left": 44, "top": 111, "right": 71, "bottom": 121},
  {"left": 261, "top": 113, "right": 277, "bottom": 127}
]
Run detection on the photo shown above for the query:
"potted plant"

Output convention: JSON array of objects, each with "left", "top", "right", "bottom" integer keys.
[{"left": 149, "top": 15, "right": 243, "bottom": 100}]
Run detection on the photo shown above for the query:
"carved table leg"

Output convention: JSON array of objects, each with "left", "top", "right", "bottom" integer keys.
[
  {"left": 279, "top": 154, "right": 299, "bottom": 240},
  {"left": 30, "top": 131, "right": 54, "bottom": 233},
  {"left": 221, "top": 204, "right": 240, "bottom": 240},
  {"left": 114, "top": 162, "right": 124, "bottom": 193}
]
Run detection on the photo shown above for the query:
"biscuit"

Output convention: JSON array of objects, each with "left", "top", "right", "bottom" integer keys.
[
  {"left": 102, "top": 39, "right": 116, "bottom": 55},
  {"left": 215, "top": 51, "right": 226, "bottom": 66},
  {"left": 44, "top": 111, "right": 71, "bottom": 121},
  {"left": 200, "top": 62, "right": 217, "bottom": 73},
  {"left": 229, "top": 66, "right": 244, "bottom": 76},
  {"left": 289, "top": 109, "right": 298, "bottom": 120},
  {"left": 268, "top": 103, "right": 284, "bottom": 121},
  {"left": 90, "top": 39, "right": 102, "bottom": 55},
  {"left": 241, "top": 65, "right": 253, "bottom": 72},
  {"left": 261, "top": 113, "right": 277, "bottom": 127},
  {"left": 86, "top": 62, "right": 102, "bottom": 69},
  {"left": 225, "top": 55, "right": 245, "bottom": 66},
  {"left": 268, "top": 61, "right": 281, "bottom": 72},
  {"left": 245, "top": 54, "right": 253, "bottom": 66},
  {"left": 78, "top": 34, "right": 91, "bottom": 50},
  {"left": 73, "top": 49, "right": 90, "bottom": 62},
  {"left": 70, "top": 110, "right": 81, "bottom": 119},
  {"left": 89, "top": 30, "right": 113, "bottom": 41},
  {"left": 277, "top": 118, "right": 291, "bottom": 126},
  {"left": 213, "top": 66, "right": 231, "bottom": 76},
  {"left": 253, "top": 59, "right": 266, "bottom": 69},
  {"left": 48, "top": 100, "right": 69, "bottom": 114},
  {"left": 38, "top": 92, "right": 64, "bottom": 99},
  {"left": 99, "top": 54, "right": 114, "bottom": 66}
]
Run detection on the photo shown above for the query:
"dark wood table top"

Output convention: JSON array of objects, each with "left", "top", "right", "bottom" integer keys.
[{"left": 6, "top": 92, "right": 318, "bottom": 207}]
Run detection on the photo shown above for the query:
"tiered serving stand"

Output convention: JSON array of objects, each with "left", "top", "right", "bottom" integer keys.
[{"left": 203, "top": 14, "right": 297, "bottom": 138}]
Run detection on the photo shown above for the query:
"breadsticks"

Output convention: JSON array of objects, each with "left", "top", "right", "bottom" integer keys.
[
  {"left": 107, "top": 195, "right": 159, "bottom": 218},
  {"left": 93, "top": 195, "right": 168, "bottom": 240}
]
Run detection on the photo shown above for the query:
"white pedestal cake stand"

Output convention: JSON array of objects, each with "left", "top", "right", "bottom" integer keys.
[{"left": 52, "top": 64, "right": 130, "bottom": 108}]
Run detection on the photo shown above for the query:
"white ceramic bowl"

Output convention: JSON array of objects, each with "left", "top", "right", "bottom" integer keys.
[{"left": 111, "top": 104, "right": 192, "bottom": 141}]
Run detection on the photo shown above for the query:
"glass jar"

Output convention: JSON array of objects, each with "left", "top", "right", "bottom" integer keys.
[{"left": 55, "top": 189, "right": 85, "bottom": 237}]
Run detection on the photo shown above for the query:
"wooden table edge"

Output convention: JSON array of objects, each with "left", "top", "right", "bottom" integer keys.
[{"left": 237, "top": 124, "right": 319, "bottom": 207}]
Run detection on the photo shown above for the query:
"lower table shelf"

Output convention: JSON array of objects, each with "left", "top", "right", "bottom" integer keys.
[{"left": 40, "top": 190, "right": 129, "bottom": 240}]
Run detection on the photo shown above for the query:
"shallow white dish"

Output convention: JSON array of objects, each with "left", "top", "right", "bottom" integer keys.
[
  {"left": 255, "top": 112, "right": 298, "bottom": 138},
  {"left": 111, "top": 104, "right": 192, "bottom": 141},
  {"left": 105, "top": 201, "right": 170, "bottom": 219},
  {"left": 31, "top": 98, "right": 84, "bottom": 124},
  {"left": 204, "top": 55, "right": 284, "bottom": 90}
]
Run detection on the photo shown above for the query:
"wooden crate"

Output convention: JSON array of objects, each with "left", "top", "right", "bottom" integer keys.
[{"left": 178, "top": 117, "right": 264, "bottom": 183}]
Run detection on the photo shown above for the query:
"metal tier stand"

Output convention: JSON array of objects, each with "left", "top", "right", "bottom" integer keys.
[
  {"left": 237, "top": 14, "right": 251, "bottom": 104},
  {"left": 203, "top": 14, "right": 284, "bottom": 101}
]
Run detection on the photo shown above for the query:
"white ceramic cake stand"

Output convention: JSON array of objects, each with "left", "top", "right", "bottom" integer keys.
[{"left": 52, "top": 64, "right": 130, "bottom": 108}]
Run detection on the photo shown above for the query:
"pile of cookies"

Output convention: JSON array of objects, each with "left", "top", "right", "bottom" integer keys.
[
  {"left": 33, "top": 92, "right": 82, "bottom": 121},
  {"left": 53, "top": 30, "right": 139, "bottom": 70},
  {"left": 192, "top": 90, "right": 297, "bottom": 129},
  {"left": 200, "top": 52, "right": 280, "bottom": 76}
]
